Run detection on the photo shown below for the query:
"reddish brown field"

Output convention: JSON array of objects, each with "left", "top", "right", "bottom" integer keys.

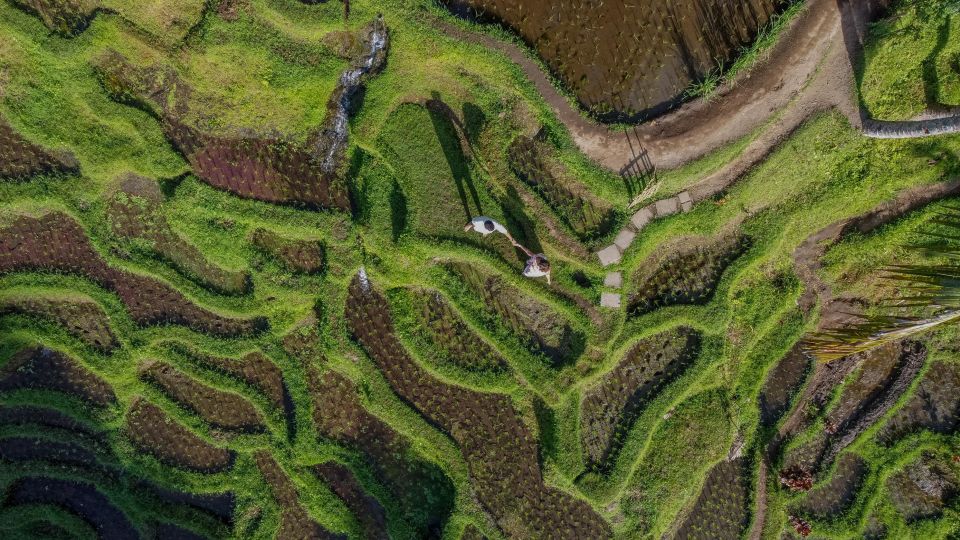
[
  {"left": 887, "top": 452, "right": 959, "bottom": 522},
  {"left": 507, "top": 135, "right": 615, "bottom": 239},
  {"left": 313, "top": 461, "right": 389, "bottom": 540},
  {"left": 877, "top": 361, "right": 960, "bottom": 446},
  {"left": 107, "top": 174, "right": 252, "bottom": 295},
  {"left": 308, "top": 367, "right": 453, "bottom": 537},
  {"left": 125, "top": 397, "right": 235, "bottom": 472},
  {"left": 758, "top": 344, "right": 812, "bottom": 428},
  {"left": 411, "top": 287, "right": 508, "bottom": 372},
  {"left": 673, "top": 458, "right": 750, "bottom": 539},
  {"left": 94, "top": 51, "right": 351, "bottom": 211},
  {"left": 346, "top": 271, "right": 609, "bottom": 539},
  {"left": 780, "top": 341, "right": 925, "bottom": 479},
  {"left": 169, "top": 343, "right": 292, "bottom": 415},
  {"left": 0, "top": 346, "right": 115, "bottom": 407},
  {"left": 629, "top": 233, "right": 750, "bottom": 316},
  {"left": 0, "top": 117, "right": 79, "bottom": 179},
  {"left": 0, "top": 293, "right": 118, "bottom": 352},
  {"left": 250, "top": 227, "right": 325, "bottom": 274},
  {"left": 253, "top": 451, "right": 346, "bottom": 539},
  {"left": 439, "top": 0, "right": 781, "bottom": 121},
  {"left": 446, "top": 261, "right": 584, "bottom": 365},
  {"left": 580, "top": 326, "right": 701, "bottom": 469},
  {"left": 138, "top": 360, "right": 266, "bottom": 433},
  {"left": 791, "top": 453, "right": 867, "bottom": 520},
  {"left": 0, "top": 212, "right": 267, "bottom": 337}
]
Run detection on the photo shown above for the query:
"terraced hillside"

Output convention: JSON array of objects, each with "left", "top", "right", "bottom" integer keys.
[{"left": 1, "top": 0, "right": 960, "bottom": 539}]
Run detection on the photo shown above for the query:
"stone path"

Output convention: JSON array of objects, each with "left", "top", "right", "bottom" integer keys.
[{"left": 434, "top": 0, "right": 960, "bottom": 309}]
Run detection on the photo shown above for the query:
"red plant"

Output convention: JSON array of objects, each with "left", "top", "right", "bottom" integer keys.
[
  {"left": 780, "top": 467, "right": 814, "bottom": 492},
  {"left": 790, "top": 515, "right": 812, "bottom": 537}
]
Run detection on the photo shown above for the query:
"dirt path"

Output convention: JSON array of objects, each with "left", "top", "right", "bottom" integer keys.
[
  {"left": 438, "top": 0, "right": 960, "bottom": 181},
  {"left": 437, "top": 0, "right": 841, "bottom": 174}
]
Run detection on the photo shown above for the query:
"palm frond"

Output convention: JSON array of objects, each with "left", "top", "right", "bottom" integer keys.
[{"left": 806, "top": 206, "right": 960, "bottom": 362}]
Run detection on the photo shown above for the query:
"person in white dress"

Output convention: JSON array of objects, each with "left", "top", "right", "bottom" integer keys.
[
  {"left": 464, "top": 216, "right": 509, "bottom": 236},
  {"left": 522, "top": 254, "right": 551, "bottom": 285},
  {"left": 465, "top": 216, "right": 552, "bottom": 285}
]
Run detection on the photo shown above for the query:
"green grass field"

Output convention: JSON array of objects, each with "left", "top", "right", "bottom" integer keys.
[{"left": 1, "top": 0, "right": 960, "bottom": 538}]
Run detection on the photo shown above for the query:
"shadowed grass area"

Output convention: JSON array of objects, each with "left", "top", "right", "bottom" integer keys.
[
  {"left": 2, "top": 0, "right": 960, "bottom": 538},
  {"left": 861, "top": 0, "right": 960, "bottom": 119}
]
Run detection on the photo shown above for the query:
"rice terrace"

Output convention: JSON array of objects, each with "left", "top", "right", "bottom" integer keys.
[{"left": 4, "top": 0, "right": 960, "bottom": 537}]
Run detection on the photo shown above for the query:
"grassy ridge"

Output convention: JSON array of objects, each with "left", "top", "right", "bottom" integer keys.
[{"left": 1, "top": 0, "right": 960, "bottom": 538}]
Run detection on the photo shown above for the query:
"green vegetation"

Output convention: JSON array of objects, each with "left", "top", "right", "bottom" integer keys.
[
  {"left": 861, "top": 0, "right": 960, "bottom": 119},
  {"left": 1, "top": 0, "right": 960, "bottom": 538}
]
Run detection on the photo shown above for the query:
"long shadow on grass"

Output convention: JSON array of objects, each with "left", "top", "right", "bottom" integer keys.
[
  {"left": 389, "top": 178, "right": 408, "bottom": 241},
  {"left": 426, "top": 95, "right": 482, "bottom": 222},
  {"left": 462, "top": 102, "right": 487, "bottom": 144},
  {"left": 502, "top": 184, "right": 543, "bottom": 255},
  {"left": 923, "top": 15, "right": 953, "bottom": 111}
]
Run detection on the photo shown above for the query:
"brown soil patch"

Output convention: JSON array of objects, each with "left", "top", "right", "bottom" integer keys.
[
  {"left": 250, "top": 227, "right": 325, "bottom": 274},
  {"left": 441, "top": 0, "right": 782, "bottom": 122},
  {"left": 580, "top": 326, "right": 701, "bottom": 470},
  {"left": 877, "top": 361, "right": 960, "bottom": 446},
  {"left": 125, "top": 397, "right": 234, "bottom": 472},
  {"left": 281, "top": 316, "right": 325, "bottom": 363},
  {"left": 0, "top": 116, "right": 79, "bottom": 179},
  {"left": 253, "top": 451, "right": 345, "bottom": 539},
  {"left": 94, "top": 52, "right": 351, "bottom": 211},
  {"left": 791, "top": 453, "right": 867, "bottom": 520},
  {"left": 507, "top": 135, "right": 615, "bottom": 240},
  {"left": 629, "top": 232, "right": 750, "bottom": 315},
  {"left": 758, "top": 343, "right": 813, "bottom": 428},
  {"left": 139, "top": 360, "right": 265, "bottom": 433},
  {"left": 108, "top": 174, "right": 251, "bottom": 295},
  {"left": 446, "top": 260, "right": 584, "bottom": 365},
  {"left": 312, "top": 461, "right": 389, "bottom": 540},
  {"left": 169, "top": 342, "right": 291, "bottom": 414},
  {"left": 3, "top": 477, "right": 139, "bottom": 539},
  {"left": 780, "top": 341, "right": 925, "bottom": 479},
  {"left": 673, "top": 458, "right": 750, "bottom": 540},
  {"left": 307, "top": 368, "right": 453, "bottom": 537},
  {"left": 434, "top": 0, "right": 848, "bottom": 173},
  {"left": 142, "top": 481, "right": 235, "bottom": 525},
  {"left": 0, "top": 292, "right": 118, "bottom": 352},
  {"left": 8, "top": 0, "right": 97, "bottom": 36},
  {"left": 409, "top": 287, "right": 508, "bottom": 372},
  {"left": 0, "top": 345, "right": 115, "bottom": 406},
  {"left": 887, "top": 452, "right": 959, "bottom": 522},
  {"left": 0, "top": 211, "right": 267, "bottom": 337},
  {"left": 346, "top": 271, "right": 610, "bottom": 539}
]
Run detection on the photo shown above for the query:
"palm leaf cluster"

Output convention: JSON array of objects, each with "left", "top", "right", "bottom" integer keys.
[{"left": 807, "top": 206, "right": 960, "bottom": 362}]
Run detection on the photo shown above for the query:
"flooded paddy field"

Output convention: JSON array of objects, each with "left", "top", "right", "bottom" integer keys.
[{"left": 442, "top": 0, "right": 785, "bottom": 121}]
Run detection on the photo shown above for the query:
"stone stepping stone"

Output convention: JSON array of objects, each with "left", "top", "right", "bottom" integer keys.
[
  {"left": 654, "top": 197, "right": 680, "bottom": 217},
  {"left": 631, "top": 207, "right": 654, "bottom": 230},
  {"left": 604, "top": 272, "right": 622, "bottom": 288},
  {"left": 596, "top": 244, "right": 622, "bottom": 267},
  {"left": 600, "top": 292, "right": 621, "bottom": 309},
  {"left": 613, "top": 228, "right": 636, "bottom": 251}
]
